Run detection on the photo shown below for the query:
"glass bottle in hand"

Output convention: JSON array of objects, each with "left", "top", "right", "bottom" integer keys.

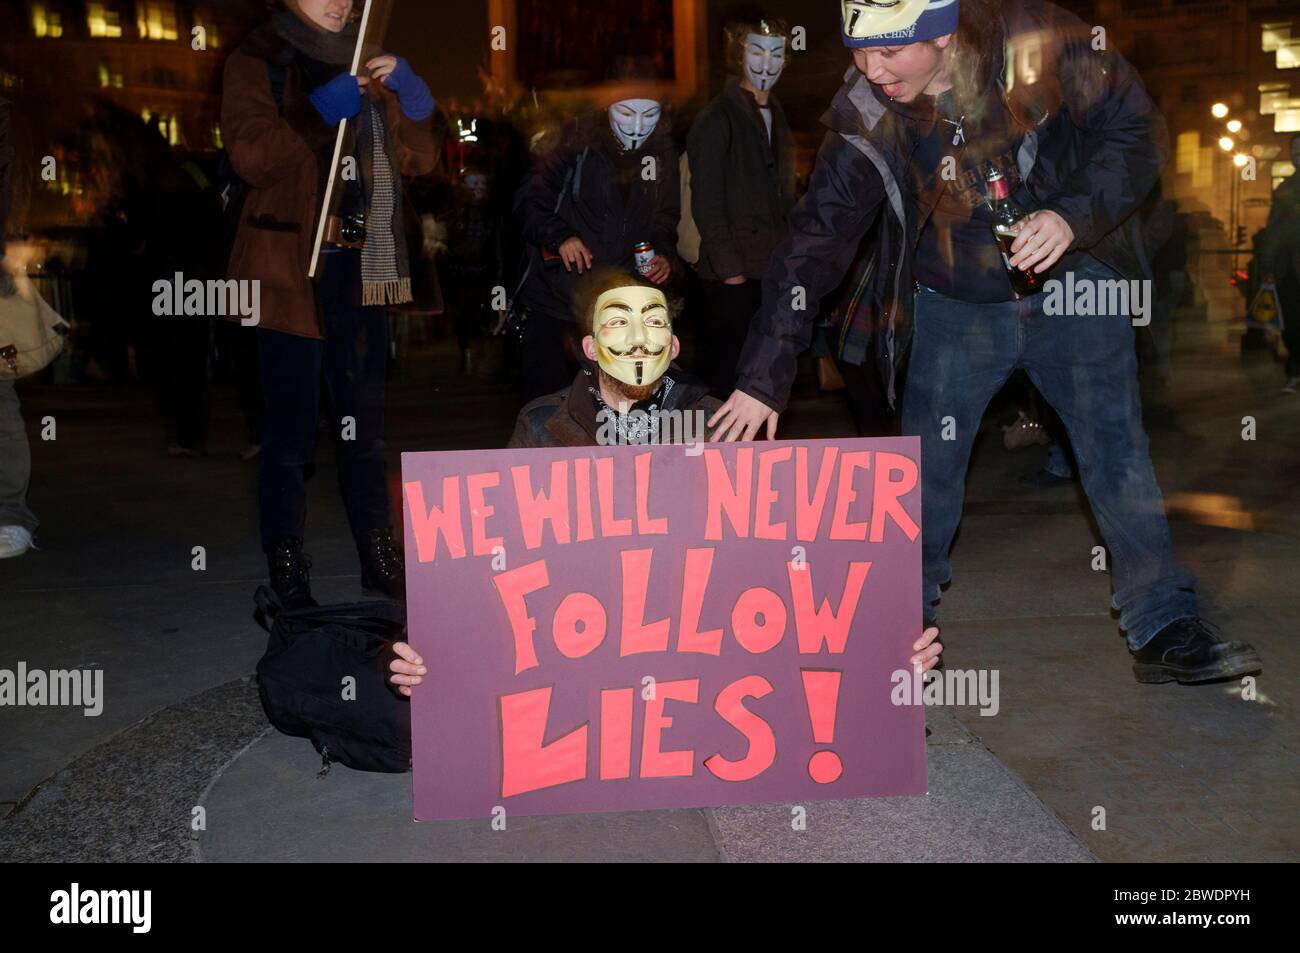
[{"left": 986, "top": 168, "right": 1047, "bottom": 298}]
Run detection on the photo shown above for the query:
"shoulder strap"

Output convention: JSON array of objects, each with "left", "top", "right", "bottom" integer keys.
[{"left": 268, "top": 63, "right": 287, "bottom": 115}]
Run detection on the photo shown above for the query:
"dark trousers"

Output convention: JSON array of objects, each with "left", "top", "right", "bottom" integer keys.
[
  {"left": 257, "top": 249, "right": 390, "bottom": 551},
  {"left": 701, "top": 278, "right": 763, "bottom": 397}
]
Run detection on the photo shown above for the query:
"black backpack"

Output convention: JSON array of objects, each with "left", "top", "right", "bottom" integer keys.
[
  {"left": 253, "top": 586, "right": 412, "bottom": 774},
  {"left": 216, "top": 63, "right": 288, "bottom": 253}
]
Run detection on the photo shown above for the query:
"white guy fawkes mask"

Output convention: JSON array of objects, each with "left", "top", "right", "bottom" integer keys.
[
  {"left": 744, "top": 34, "right": 786, "bottom": 92},
  {"left": 592, "top": 285, "right": 673, "bottom": 388},
  {"left": 608, "top": 99, "right": 662, "bottom": 151}
]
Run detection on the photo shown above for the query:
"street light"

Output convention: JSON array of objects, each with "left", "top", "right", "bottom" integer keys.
[
  {"left": 1212, "top": 102, "right": 1229, "bottom": 118},
  {"left": 1219, "top": 136, "right": 1235, "bottom": 151},
  {"left": 1227, "top": 119, "right": 1243, "bottom": 133},
  {"left": 1233, "top": 153, "right": 1250, "bottom": 167}
]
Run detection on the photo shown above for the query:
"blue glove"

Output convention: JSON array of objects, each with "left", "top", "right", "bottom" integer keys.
[
  {"left": 381, "top": 56, "right": 435, "bottom": 121},
  {"left": 309, "top": 72, "right": 362, "bottom": 126}
]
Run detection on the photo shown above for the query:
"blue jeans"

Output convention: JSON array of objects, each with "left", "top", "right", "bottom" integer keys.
[{"left": 902, "top": 262, "right": 1197, "bottom": 649}]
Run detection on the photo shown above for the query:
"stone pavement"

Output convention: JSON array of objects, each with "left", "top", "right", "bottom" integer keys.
[{"left": 1, "top": 309, "right": 1295, "bottom": 862}]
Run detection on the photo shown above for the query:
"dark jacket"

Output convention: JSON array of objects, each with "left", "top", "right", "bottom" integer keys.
[
  {"left": 508, "top": 365, "right": 722, "bottom": 448},
  {"left": 221, "top": 21, "right": 438, "bottom": 339},
  {"left": 687, "top": 78, "right": 796, "bottom": 281},
  {"left": 513, "top": 112, "right": 680, "bottom": 323},
  {"left": 735, "top": 0, "right": 1168, "bottom": 412}
]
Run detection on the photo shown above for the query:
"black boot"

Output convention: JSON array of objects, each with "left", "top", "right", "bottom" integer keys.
[
  {"left": 360, "top": 527, "right": 405, "bottom": 600},
  {"left": 266, "top": 537, "right": 316, "bottom": 609},
  {"left": 1131, "top": 617, "right": 1262, "bottom": 684}
]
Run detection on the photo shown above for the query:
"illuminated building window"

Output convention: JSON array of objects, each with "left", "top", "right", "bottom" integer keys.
[
  {"left": 1175, "top": 131, "right": 1200, "bottom": 177},
  {"left": 1279, "top": 38, "right": 1300, "bottom": 71},
  {"left": 97, "top": 62, "right": 124, "bottom": 88},
  {"left": 1262, "top": 23, "right": 1291, "bottom": 53},
  {"left": 88, "top": 3, "right": 124, "bottom": 38},
  {"left": 136, "top": 1, "right": 178, "bottom": 41},
  {"left": 32, "top": 4, "right": 64, "bottom": 38},
  {"left": 212, "top": 124, "right": 224, "bottom": 150}
]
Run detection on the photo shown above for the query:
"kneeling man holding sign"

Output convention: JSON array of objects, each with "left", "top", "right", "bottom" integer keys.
[{"left": 394, "top": 271, "right": 939, "bottom": 818}]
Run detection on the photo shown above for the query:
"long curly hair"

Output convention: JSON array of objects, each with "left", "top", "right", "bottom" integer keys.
[{"left": 944, "top": 0, "right": 1006, "bottom": 128}]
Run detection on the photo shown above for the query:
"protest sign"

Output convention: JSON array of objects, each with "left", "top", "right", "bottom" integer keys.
[{"left": 402, "top": 437, "right": 927, "bottom": 819}]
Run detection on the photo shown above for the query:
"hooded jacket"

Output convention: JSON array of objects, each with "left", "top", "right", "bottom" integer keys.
[
  {"left": 513, "top": 112, "right": 681, "bottom": 323},
  {"left": 735, "top": 0, "right": 1169, "bottom": 412}
]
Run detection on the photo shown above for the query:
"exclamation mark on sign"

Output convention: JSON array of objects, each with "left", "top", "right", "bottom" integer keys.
[{"left": 801, "top": 669, "right": 843, "bottom": 784}]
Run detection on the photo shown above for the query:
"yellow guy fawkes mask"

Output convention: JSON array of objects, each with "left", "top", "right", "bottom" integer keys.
[{"left": 592, "top": 286, "right": 673, "bottom": 388}]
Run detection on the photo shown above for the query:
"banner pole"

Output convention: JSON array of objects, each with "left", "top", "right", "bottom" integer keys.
[{"left": 307, "top": 0, "right": 376, "bottom": 279}]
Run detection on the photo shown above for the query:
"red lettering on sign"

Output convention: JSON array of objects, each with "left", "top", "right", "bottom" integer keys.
[
  {"left": 405, "top": 476, "right": 466, "bottom": 562},
  {"left": 639, "top": 678, "right": 699, "bottom": 778},
  {"left": 704, "top": 675, "right": 776, "bottom": 782},
  {"left": 499, "top": 686, "right": 587, "bottom": 798}
]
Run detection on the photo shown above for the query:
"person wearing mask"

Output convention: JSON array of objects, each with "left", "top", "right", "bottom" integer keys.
[
  {"left": 222, "top": 0, "right": 437, "bottom": 606},
  {"left": 512, "top": 58, "right": 680, "bottom": 402},
  {"left": 687, "top": 16, "right": 796, "bottom": 396}
]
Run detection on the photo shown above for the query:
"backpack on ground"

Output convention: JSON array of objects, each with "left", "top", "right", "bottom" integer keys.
[{"left": 253, "top": 586, "right": 412, "bottom": 774}]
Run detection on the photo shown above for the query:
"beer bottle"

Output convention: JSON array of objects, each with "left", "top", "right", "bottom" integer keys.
[{"left": 986, "top": 168, "right": 1047, "bottom": 298}]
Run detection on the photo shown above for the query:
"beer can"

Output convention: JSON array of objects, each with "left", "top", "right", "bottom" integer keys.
[{"left": 633, "top": 241, "right": 655, "bottom": 276}]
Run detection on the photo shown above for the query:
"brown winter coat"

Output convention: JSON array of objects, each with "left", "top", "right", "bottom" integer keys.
[{"left": 221, "top": 21, "right": 437, "bottom": 339}]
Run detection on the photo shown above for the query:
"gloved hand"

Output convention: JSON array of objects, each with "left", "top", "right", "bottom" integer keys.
[
  {"left": 374, "top": 55, "right": 435, "bottom": 121},
  {"left": 309, "top": 72, "right": 363, "bottom": 126}
]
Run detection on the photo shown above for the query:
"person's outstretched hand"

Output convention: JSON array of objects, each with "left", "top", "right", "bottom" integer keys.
[
  {"left": 708, "top": 389, "right": 778, "bottom": 442},
  {"left": 388, "top": 641, "right": 426, "bottom": 697},
  {"left": 910, "top": 626, "right": 943, "bottom": 674}
]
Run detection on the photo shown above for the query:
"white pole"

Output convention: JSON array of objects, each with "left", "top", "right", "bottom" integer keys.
[{"left": 307, "top": 0, "right": 376, "bottom": 279}]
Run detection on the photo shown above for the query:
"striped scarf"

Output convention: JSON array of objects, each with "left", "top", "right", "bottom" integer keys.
[{"left": 360, "top": 100, "right": 410, "bottom": 306}]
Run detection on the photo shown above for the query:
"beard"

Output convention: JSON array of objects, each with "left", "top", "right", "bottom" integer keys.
[{"left": 599, "top": 366, "right": 661, "bottom": 403}]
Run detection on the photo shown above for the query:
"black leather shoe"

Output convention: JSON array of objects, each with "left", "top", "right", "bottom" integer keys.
[
  {"left": 1131, "top": 617, "right": 1262, "bottom": 684},
  {"left": 266, "top": 537, "right": 316, "bottom": 609},
  {"left": 360, "top": 527, "right": 405, "bottom": 600}
]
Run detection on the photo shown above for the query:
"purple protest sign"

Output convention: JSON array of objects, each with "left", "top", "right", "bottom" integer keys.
[{"left": 401, "top": 437, "right": 926, "bottom": 820}]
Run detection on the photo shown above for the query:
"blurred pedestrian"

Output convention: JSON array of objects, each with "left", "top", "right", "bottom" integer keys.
[
  {"left": 0, "top": 96, "right": 38, "bottom": 559},
  {"left": 1259, "top": 133, "right": 1300, "bottom": 394}
]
